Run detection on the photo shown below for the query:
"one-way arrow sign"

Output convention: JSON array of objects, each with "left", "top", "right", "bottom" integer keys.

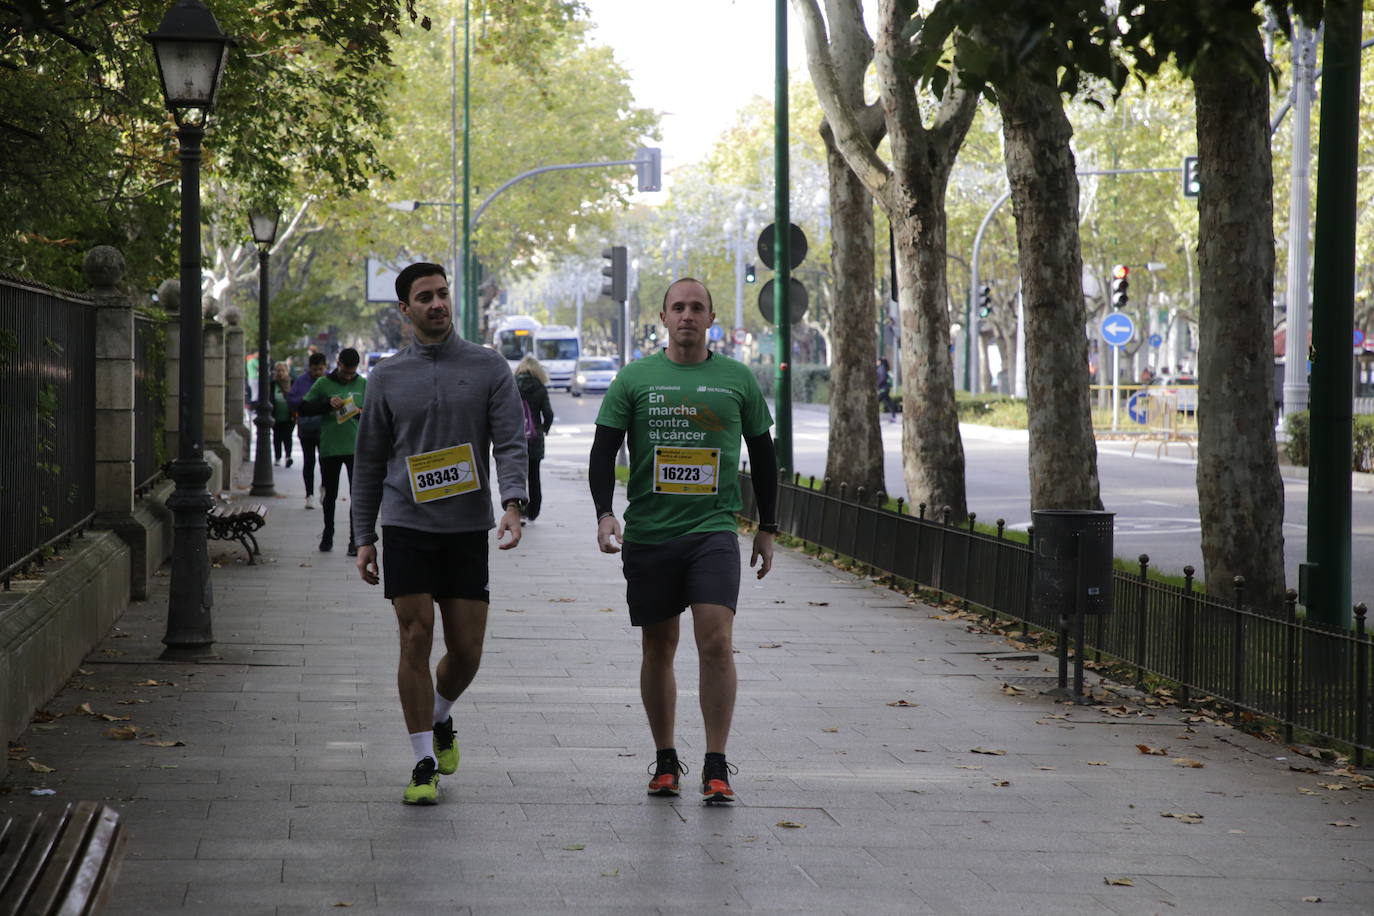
[{"left": 1100, "top": 312, "right": 1135, "bottom": 349}]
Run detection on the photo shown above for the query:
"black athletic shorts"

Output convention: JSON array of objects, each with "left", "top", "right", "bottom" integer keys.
[
  {"left": 381, "top": 526, "right": 489, "bottom": 602},
  {"left": 620, "top": 530, "right": 741, "bottom": 627}
]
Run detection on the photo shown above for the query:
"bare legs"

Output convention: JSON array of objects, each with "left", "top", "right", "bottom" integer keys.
[
  {"left": 639, "top": 604, "right": 735, "bottom": 754},
  {"left": 393, "top": 595, "right": 488, "bottom": 733}
]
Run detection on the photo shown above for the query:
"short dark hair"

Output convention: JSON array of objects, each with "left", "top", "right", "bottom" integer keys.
[
  {"left": 308, "top": 352, "right": 327, "bottom": 367},
  {"left": 338, "top": 347, "right": 361, "bottom": 368},
  {"left": 661, "top": 277, "right": 713, "bottom": 312},
  {"left": 395, "top": 262, "right": 447, "bottom": 304}
]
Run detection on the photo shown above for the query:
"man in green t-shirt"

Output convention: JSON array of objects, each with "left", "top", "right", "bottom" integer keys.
[
  {"left": 589, "top": 277, "right": 780, "bottom": 805},
  {"left": 299, "top": 347, "right": 366, "bottom": 554}
]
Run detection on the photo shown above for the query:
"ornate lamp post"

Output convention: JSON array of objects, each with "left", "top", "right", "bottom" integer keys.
[
  {"left": 248, "top": 207, "right": 280, "bottom": 497},
  {"left": 145, "top": 0, "right": 232, "bottom": 658}
]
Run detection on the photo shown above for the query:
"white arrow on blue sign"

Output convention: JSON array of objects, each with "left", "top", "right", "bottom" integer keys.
[
  {"left": 707, "top": 325, "right": 725, "bottom": 342},
  {"left": 1100, "top": 312, "right": 1135, "bottom": 348},
  {"left": 1149, "top": 333, "right": 1163, "bottom": 348}
]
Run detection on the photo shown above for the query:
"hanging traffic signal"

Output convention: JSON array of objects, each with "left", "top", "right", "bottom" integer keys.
[
  {"left": 1111, "top": 264, "right": 1130, "bottom": 309},
  {"left": 601, "top": 245, "right": 627, "bottom": 302},
  {"left": 1182, "top": 155, "right": 1201, "bottom": 198},
  {"left": 977, "top": 284, "right": 993, "bottom": 318},
  {"left": 745, "top": 263, "right": 757, "bottom": 284}
]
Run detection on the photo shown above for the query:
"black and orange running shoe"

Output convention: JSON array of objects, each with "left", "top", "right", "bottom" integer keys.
[
  {"left": 646, "top": 751, "right": 687, "bottom": 797},
  {"left": 700, "top": 754, "right": 737, "bottom": 805}
]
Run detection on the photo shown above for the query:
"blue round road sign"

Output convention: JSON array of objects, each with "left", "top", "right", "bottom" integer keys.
[
  {"left": 707, "top": 325, "right": 725, "bottom": 342},
  {"left": 1100, "top": 312, "right": 1135, "bottom": 348},
  {"left": 1149, "top": 333, "right": 1163, "bottom": 348}
]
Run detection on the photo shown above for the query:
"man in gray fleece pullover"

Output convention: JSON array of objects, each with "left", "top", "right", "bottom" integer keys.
[{"left": 351, "top": 261, "right": 527, "bottom": 805}]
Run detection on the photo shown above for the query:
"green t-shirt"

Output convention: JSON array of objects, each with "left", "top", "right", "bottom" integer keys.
[
  {"left": 302, "top": 372, "right": 366, "bottom": 457},
  {"left": 596, "top": 351, "right": 772, "bottom": 544}
]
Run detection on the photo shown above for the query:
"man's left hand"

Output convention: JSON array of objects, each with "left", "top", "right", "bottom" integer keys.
[
  {"left": 750, "top": 531, "right": 774, "bottom": 579},
  {"left": 496, "top": 506, "right": 523, "bottom": 550}
]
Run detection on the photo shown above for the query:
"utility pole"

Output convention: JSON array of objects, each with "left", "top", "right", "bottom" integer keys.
[{"left": 1281, "top": 23, "right": 1318, "bottom": 429}]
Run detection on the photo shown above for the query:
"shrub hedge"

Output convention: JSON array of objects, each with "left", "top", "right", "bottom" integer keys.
[{"left": 1283, "top": 411, "right": 1374, "bottom": 472}]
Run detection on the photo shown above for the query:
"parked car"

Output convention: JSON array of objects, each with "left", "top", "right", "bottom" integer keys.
[
  {"left": 1145, "top": 372, "right": 1198, "bottom": 414},
  {"left": 570, "top": 357, "right": 617, "bottom": 397}
]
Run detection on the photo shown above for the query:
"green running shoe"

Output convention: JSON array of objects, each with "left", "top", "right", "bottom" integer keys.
[
  {"left": 403, "top": 756, "right": 439, "bottom": 805},
  {"left": 432, "top": 716, "right": 460, "bottom": 775}
]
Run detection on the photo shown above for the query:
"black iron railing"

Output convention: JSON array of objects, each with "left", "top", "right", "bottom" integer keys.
[
  {"left": 1, "top": 275, "right": 96, "bottom": 587},
  {"left": 740, "top": 470, "right": 1374, "bottom": 760},
  {"left": 133, "top": 312, "right": 165, "bottom": 495}
]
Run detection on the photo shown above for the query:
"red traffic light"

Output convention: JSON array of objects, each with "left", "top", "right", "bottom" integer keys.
[{"left": 1112, "top": 264, "right": 1129, "bottom": 280}]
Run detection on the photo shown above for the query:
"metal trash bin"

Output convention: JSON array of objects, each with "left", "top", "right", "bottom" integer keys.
[{"left": 1032, "top": 509, "right": 1116, "bottom": 617}]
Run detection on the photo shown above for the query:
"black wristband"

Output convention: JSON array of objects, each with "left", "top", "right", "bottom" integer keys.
[{"left": 758, "top": 522, "right": 779, "bottom": 534}]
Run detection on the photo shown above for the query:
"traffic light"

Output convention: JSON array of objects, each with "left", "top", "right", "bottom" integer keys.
[
  {"left": 601, "top": 245, "right": 626, "bottom": 301},
  {"left": 1111, "top": 264, "right": 1130, "bottom": 309},
  {"left": 635, "top": 146, "right": 662, "bottom": 193},
  {"left": 977, "top": 284, "right": 992, "bottom": 318},
  {"left": 1182, "top": 155, "right": 1201, "bottom": 198},
  {"left": 745, "top": 263, "right": 757, "bottom": 284}
]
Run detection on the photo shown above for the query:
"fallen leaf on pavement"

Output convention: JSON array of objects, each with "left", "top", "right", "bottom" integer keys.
[
  {"left": 1298, "top": 787, "right": 1322, "bottom": 796},
  {"left": 970, "top": 747, "right": 1006, "bottom": 756},
  {"left": 821, "top": 727, "right": 839, "bottom": 733},
  {"left": 757, "top": 643, "right": 782, "bottom": 648},
  {"left": 1037, "top": 766, "right": 1056, "bottom": 771},
  {"left": 1087, "top": 761, "right": 1111, "bottom": 766},
  {"left": 807, "top": 601, "right": 829, "bottom": 606},
  {"left": 1319, "top": 783, "right": 1348, "bottom": 791},
  {"left": 1001, "top": 684, "right": 1025, "bottom": 696},
  {"left": 103, "top": 726, "right": 140, "bottom": 740},
  {"left": 562, "top": 843, "right": 585, "bottom": 850},
  {"left": 992, "top": 780, "right": 1010, "bottom": 787},
  {"left": 1135, "top": 744, "right": 1168, "bottom": 756},
  {"left": 135, "top": 680, "right": 173, "bottom": 687},
  {"left": 955, "top": 765, "right": 984, "bottom": 770},
  {"left": 1302, "top": 896, "right": 1322, "bottom": 903},
  {"left": 78, "top": 702, "right": 95, "bottom": 716},
  {"left": 549, "top": 597, "right": 575, "bottom": 603},
  {"left": 1171, "top": 758, "right": 1205, "bottom": 768},
  {"left": 887, "top": 699, "right": 918, "bottom": 707},
  {"left": 775, "top": 821, "right": 805, "bottom": 828},
  {"left": 142, "top": 740, "right": 185, "bottom": 748},
  {"left": 1160, "top": 812, "right": 1204, "bottom": 824},
  {"left": 1329, "top": 820, "right": 1359, "bottom": 828},
  {"left": 1104, "top": 877, "right": 1135, "bottom": 887},
  {"left": 26, "top": 760, "right": 55, "bottom": 773}
]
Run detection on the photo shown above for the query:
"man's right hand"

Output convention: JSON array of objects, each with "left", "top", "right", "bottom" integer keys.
[
  {"left": 596, "top": 516, "right": 623, "bottom": 554},
  {"left": 356, "top": 544, "right": 379, "bottom": 585}
]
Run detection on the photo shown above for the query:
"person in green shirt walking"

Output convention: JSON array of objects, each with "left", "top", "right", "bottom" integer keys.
[
  {"left": 588, "top": 277, "right": 779, "bottom": 805},
  {"left": 299, "top": 347, "right": 366, "bottom": 554}
]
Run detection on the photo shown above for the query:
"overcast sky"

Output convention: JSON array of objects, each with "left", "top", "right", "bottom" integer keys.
[{"left": 578, "top": 0, "right": 808, "bottom": 169}]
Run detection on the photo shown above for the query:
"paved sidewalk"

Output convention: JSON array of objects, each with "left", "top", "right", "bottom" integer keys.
[{"left": 3, "top": 455, "right": 1372, "bottom": 915}]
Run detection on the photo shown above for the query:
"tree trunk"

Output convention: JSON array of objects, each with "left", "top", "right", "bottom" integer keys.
[
  {"left": 997, "top": 78, "right": 1103, "bottom": 512},
  {"left": 1192, "top": 33, "right": 1286, "bottom": 612},
  {"left": 821, "top": 122, "right": 885, "bottom": 497},
  {"left": 893, "top": 185, "right": 967, "bottom": 519}
]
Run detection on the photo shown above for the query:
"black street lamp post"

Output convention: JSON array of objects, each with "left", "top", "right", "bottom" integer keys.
[
  {"left": 146, "top": 0, "right": 232, "bottom": 658},
  {"left": 249, "top": 208, "right": 280, "bottom": 497}
]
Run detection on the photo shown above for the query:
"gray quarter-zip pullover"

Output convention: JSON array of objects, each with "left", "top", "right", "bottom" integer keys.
[{"left": 351, "top": 332, "right": 527, "bottom": 545}]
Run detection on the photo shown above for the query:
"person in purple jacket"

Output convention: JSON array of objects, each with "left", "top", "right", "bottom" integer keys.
[{"left": 287, "top": 352, "right": 327, "bottom": 509}]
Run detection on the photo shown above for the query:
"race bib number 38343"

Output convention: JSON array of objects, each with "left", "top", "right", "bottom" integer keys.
[
  {"left": 406, "top": 443, "right": 479, "bottom": 503},
  {"left": 654, "top": 446, "right": 719, "bottom": 495}
]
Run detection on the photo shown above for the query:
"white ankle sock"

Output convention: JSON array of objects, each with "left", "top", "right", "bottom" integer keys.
[
  {"left": 433, "top": 691, "right": 456, "bottom": 726},
  {"left": 409, "top": 731, "right": 434, "bottom": 765}
]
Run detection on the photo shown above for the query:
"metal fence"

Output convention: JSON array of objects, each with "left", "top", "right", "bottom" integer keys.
[
  {"left": 739, "top": 471, "right": 1374, "bottom": 760},
  {"left": 1, "top": 274, "right": 96, "bottom": 585},
  {"left": 133, "top": 312, "right": 164, "bottom": 495}
]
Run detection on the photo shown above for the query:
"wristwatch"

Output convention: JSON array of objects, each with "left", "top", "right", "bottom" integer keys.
[
  {"left": 502, "top": 497, "right": 527, "bottom": 512},
  {"left": 758, "top": 522, "right": 780, "bottom": 534}
]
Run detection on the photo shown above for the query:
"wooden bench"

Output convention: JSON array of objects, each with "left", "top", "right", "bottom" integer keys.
[
  {"left": 206, "top": 501, "right": 269, "bottom": 564},
  {"left": 0, "top": 801, "right": 127, "bottom": 915}
]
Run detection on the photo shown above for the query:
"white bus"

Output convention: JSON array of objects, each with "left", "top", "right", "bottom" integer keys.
[
  {"left": 534, "top": 325, "right": 580, "bottom": 390},
  {"left": 492, "top": 315, "right": 540, "bottom": 370}
]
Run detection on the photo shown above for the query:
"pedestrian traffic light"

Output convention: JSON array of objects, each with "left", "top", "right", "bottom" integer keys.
[
  {"left": 977, "top": 284, "right": 993, "bottom": 318},
  {"left": 1182, "top": 155, "right": 1201, "bottom": 198},
  {"left": 601, "top": 245, "right": 626, "bottom": 302},
  {"left": 745, "top": 263, "right": 757, "bottom": 284},
  {"left": 1111, "top": 264, "right": 1129, "bottom": 309}
]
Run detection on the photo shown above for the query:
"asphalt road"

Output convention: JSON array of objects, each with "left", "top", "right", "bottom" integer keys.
[{"left": 542, "top": 390, "right": 1374, "bottom": 607}]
